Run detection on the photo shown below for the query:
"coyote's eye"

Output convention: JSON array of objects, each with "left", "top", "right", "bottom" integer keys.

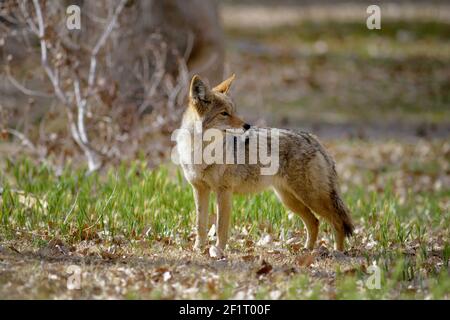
[{"left": 220, "top": 111, "right": 229, "bottom": 116}]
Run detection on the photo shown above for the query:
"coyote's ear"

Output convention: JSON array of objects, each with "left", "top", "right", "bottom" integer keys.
[
  {"left": 213, "top": 74, "right": 235, "bottom": 94},
  {"left": 190, "top": 75, "right": 211, "bottom": 105}
]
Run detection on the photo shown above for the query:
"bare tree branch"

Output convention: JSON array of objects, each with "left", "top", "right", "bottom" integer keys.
[
  {"left": 88, "top": 0, "right": 127, "bottom": 91},
  {"left": 4, "top": 0, "right": 209, "bottom": 170},
  {"left": 22, "top": 0, "right": 127, "bottom": 172},
  {"left": 31, "top": 0, "right": 69, "bottom": 105},
  {"left": 5, "top": 65, "right": 52, "bottom": 98},
  {"left": 6, "top": 128, "right": 37, "bottom": 152}
]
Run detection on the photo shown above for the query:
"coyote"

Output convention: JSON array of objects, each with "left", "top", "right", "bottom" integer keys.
[{"left": 176, "top": 74, "right": 354, "bottom": 258}]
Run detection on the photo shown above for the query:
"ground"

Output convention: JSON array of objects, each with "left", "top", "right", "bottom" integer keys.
[
  {"left": 1, "top": 138, "right": 449, "bottom": 299},
  {"left": 0, "top": 2, "right": 449, "bottom": 299}
]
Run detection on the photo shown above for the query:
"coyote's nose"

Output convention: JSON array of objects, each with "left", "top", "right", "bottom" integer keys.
[{"left": 243, "top": 123, "right": 251, "bottom": 131}]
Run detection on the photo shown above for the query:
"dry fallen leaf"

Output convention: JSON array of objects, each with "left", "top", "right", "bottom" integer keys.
[
  {"left": 314, "top": 245, "right": 330, "bottom": 258},
  {"left": 209, "top": 245, "right": 224, "bottom": 259},
  {"left": 270, "top": 290, "right": 282, "bottom": 299},
  {"left": 257, "top": 234, "right": 272, "bottom": 247},
  {"left": 151, "top": 267, "right": 170, "bottom": 282},
  {"left": 7, "top": 246, "right": 21, "bottom": 254},
  {"left": 289, "top": 243, "right": 302, "bottom": 252},
  {"left": 245, "top": 239, "right": 254, "bottom": 247},
  {"left": 38, "top": 238, "right": 69, "bottom": 257},
  {"left": 256, "top": 259, "right": 272, "bottom": 275},
  {"left": 100, "top": 250, "right": 118, "bottom": 260},
  {"left": 233, "top": 291, "right": 246, "bottom": 300},
  {"left": 241, "top": 254, "right": 255, "bottom": 262},
  {"left": 342, "top": 267, "right": 357, "bottom": 276},
  {"left": 297, "top": 253, "right": 315, "bottom": 267},
  {"left": 206, "top": 279, "right": 217, "bottom": 294},
  {"left": 286, "top": 237, "right": 300, "bottom": 245},
  {"left": 162, "top": 271, "right": 171, "bottom": 282}
]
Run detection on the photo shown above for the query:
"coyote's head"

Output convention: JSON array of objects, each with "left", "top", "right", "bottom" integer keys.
[{"left": 187, "top": 74, "right": 250, "bottom": 132}]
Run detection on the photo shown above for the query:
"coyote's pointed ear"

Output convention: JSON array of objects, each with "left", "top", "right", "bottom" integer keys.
[
  {"left": 190, "top": 75, "right": 211, "bottom": 103},
  {"left": 213, "top": 74, "right": 236, "bottom": 94}
]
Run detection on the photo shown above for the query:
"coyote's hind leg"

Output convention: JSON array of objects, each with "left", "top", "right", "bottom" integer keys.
[{"left": 274, "top": 187, "right": 319, "bottom": 250}]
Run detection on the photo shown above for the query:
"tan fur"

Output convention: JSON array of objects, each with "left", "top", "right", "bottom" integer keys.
[{"left": 177, "top": 75, "right": 354, "bottom": 257}]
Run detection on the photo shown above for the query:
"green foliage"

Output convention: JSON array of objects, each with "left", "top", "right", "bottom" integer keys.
[{"left": 0, "top": 157, "right": 448, "bottom": 299}]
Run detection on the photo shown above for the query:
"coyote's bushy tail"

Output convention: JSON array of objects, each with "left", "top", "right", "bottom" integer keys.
[{"left": 331, "top": 189, "right": 354, "bottom": 237}]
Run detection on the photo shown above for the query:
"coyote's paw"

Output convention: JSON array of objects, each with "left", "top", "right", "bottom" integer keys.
[
  {"left": 209, "top": 245, "right": 225, "bottom": 259},
  {"left": 301, "top": 246, "right": 313, "bottom": 254},
  {"left": 193, "top": 238, "right": 206, "bottom": 253}
]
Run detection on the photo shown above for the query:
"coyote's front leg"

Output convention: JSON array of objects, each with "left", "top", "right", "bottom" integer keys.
[
  {"left": 210, "top": 188, "right": 232, "bottom": 258},
  {"left": 193, "top": 184, "right": 210, "bottom": 252}
]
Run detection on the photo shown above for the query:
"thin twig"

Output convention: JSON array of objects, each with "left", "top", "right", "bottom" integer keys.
[
  {"left": 6, "top": 128, "right": 37, "bottom": 152},
  {"left": 88, "top": 0, "right": 127, "bottom": 91},
  {"left": 32, "top": 0, "right": 68, "bottom": 105},
  {"left": 5, "top": 65, "right": 52, "bottom": 98}
]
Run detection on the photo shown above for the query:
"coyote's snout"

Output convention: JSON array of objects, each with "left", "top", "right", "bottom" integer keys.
[{"left": 176, "top": 74, "right": 354, "bottom": 258}]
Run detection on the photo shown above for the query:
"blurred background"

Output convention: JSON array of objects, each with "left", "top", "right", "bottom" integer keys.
[{"left": 1, "top": 0, "right": 449, "bottom": 173}]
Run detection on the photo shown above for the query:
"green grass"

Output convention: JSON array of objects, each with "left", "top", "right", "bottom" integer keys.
[
  {"left": 0, "top": 158, "right": 301, "bottom": 242},
  {"left": 227, "top": 19, "right": 450, "bottom": 58},
  {"left": 227, "top": 18, "right": 450, "bottom": 128},
  {"left": 0, "top": 153, "right": 448, "bottom": 299}
]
